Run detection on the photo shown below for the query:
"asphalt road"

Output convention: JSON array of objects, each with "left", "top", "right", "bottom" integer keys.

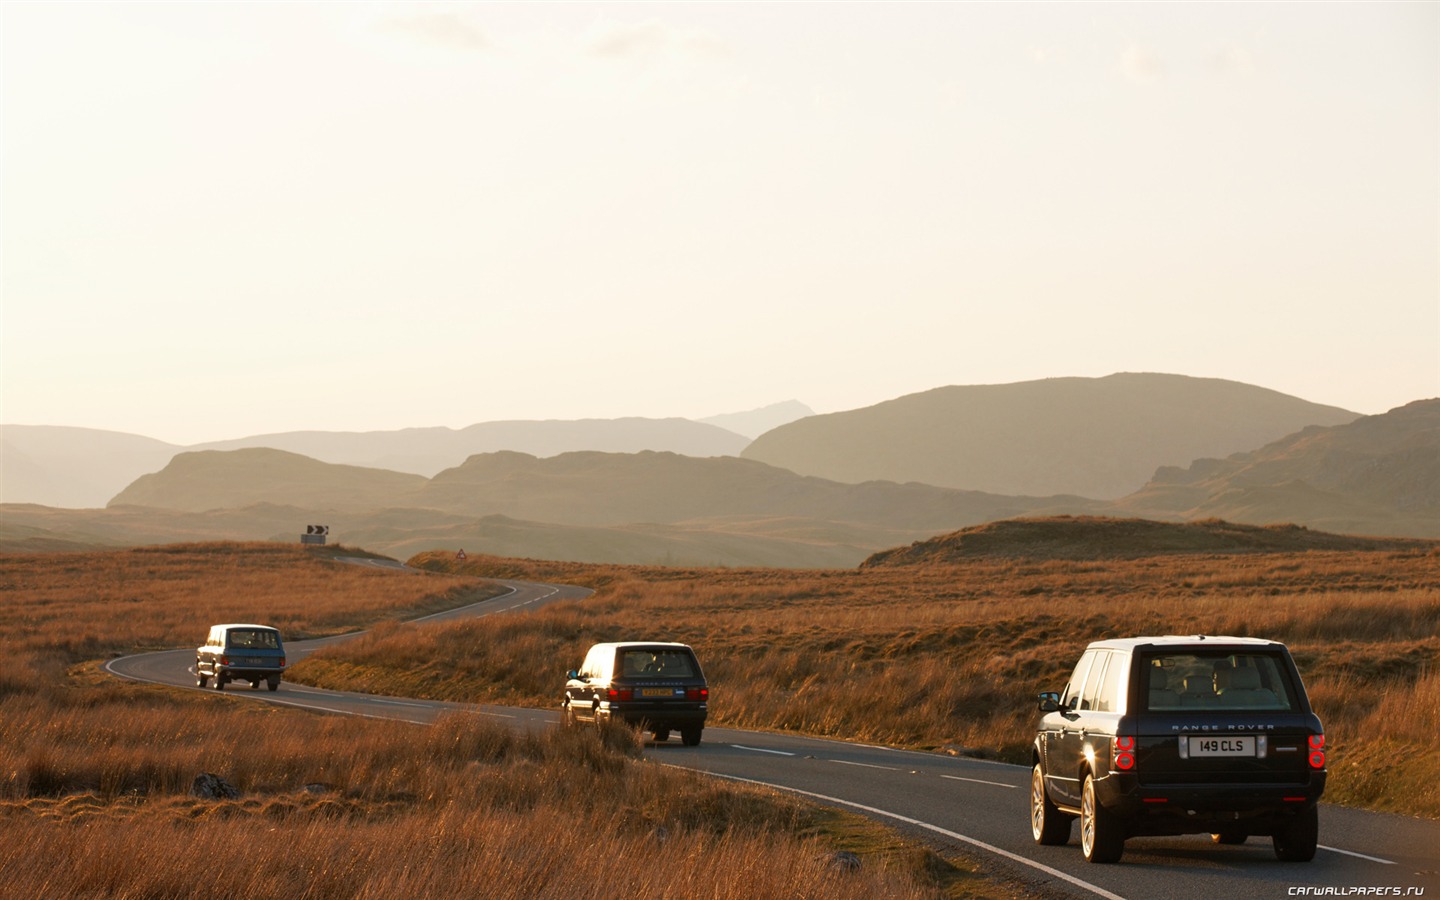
[{"left": 106, "top": 574, "right": 1440, "bottom": 899}]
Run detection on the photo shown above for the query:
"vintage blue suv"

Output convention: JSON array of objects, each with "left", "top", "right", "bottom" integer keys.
[{"left": 196, "top": 623, "right": 286, "bottom": 692}]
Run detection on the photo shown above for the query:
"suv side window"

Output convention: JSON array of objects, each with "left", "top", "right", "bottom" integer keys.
[
  {"left": 1061, "top": 650, "right": 1096, "bottom": 711},
  {"left": 580, "top": 646, "right": 603, "bottom": 679},
  {"left": 1093, "top": 651, "right": 1128, "bottom": 712},
  {"left": 1080, "top": 651, "right": 1110, "bottom": 711}
]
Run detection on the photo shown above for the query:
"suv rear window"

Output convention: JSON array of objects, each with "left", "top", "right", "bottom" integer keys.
[
  {"left": 1142, "top": 650, "right": 1298, "bottom": 712},
  {"left": 618, "top": 648, "right": 698, "bottom": 679},
  {"left": 228, "top": 629, "right": 280, "bottom": 650}
]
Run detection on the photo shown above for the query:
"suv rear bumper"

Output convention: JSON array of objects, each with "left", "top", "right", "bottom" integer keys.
[
  {"left": 599, "top": 704, "right": 707, "bottom": 730},
  {"left": 1096, "top": 770, "right": 1326, "bottom": 834},
  {"left": 218, "top": 666, "right": 284, "bottom": 679}
]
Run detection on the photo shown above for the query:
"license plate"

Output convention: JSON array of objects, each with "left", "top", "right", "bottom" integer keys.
[
  {"left": 641, "top": 688, "right": 677, "bottom": 698},
  {"left": 1189, "top": 736, "right": 1255, "bottom": 757}
]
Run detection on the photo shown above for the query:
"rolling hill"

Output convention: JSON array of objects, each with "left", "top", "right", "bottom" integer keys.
[
  {"left": 741, "top": 373, "right": 1359, "bottom": 499},
  {"left": 111, "top": 449, "right": 429, "bottom": 513},
  {"left": 861, "top": 516, "right": 1437, "bottom": 566},
  {"left": 1115, "top": 398, "right": 1440, "bottom": 537}
]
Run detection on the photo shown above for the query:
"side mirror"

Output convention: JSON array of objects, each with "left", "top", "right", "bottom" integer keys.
[{"left": 1037, "top": 691, "right": 1061, "bottom": 713}]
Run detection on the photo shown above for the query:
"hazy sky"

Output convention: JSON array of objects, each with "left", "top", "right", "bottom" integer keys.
[{"left": 3, "top": 1, "right": 1437, "bottom": 445}]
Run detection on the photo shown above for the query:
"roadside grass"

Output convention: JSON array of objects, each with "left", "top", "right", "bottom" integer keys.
[
  {"left": 308, "top": 548, "right": 1440, "bottom": 818},
  {"left": 0, "top": 544, "right": 998, "bottom": 898},
  {"left": 2, "top": 703, "right": 940, "bottom": 899}
]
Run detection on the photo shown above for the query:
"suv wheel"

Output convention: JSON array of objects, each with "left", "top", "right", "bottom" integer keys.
[
  {"left": 267, "top": 676, "right": 280, "bottom": 692},
  {"left": 653, "top": 729, "right": 671, "bottom": 743},
  {"left": 1080, "top": 773, "right": 1124, "bottom": 863},
  {"left": 680, "top": 726, "right": 703, "bottom": 747},
  {"left": 561, "top": 702, "right": 577, "bottom": 728},
  {"left": 1272, "top": 807, "right": 1318, "bottom": 862},
  {"left": 1031, "top": 764, "right": 1072, "bottom": 845},
  {"left": 214, "top": 676, "right": 226, "bottom": 691}
]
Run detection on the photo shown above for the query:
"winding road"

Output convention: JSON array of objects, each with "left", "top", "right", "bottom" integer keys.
[{"left": 106, "top": 574, "right": 1440, "bottom": 899}]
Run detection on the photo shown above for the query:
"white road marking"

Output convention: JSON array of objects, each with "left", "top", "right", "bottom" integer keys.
[
  {"left": 1318, "top": 845, "right": 1396, "bottom": 865},
  {"left": 678, "top": 768, "right": 1127, "bottom": 900},
  {"left": 830, "top": 759, "right": 899, "bottom": 771},
  {"left": 731, "top": 744, "right": 796, "bottom": 756},
  {"left": 940, "top": 774, "right": 1019, "bottom": 789}
]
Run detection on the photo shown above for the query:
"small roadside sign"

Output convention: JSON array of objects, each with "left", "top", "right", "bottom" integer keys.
[
  {"left": 301, "top": 524, "right": 329, "bottom": 546},
  {"left": 456, "top": 549, "right": 467, "bottom": 560}
]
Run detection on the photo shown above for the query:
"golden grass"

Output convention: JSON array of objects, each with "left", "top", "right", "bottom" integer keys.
[
  {"left": 0, "top": 542, "right": 486, "bottom": 656},
  {"left": 0, "top": 543, "right": 990, "bottom": 899},
  {"left": 300, "top": 548, "right": 1440, "bottom": 818}
]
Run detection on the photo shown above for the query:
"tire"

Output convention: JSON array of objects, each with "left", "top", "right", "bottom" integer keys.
[
  {"left": 1031, "top": 764, "right": 1072, "bottom": 845},
  {"left": 653, "top": 729, "right": 671, "bottom": 743},
  {"left": 680, "top": 726, "right": 703, "bottom": 747},
  {"left": 1080, "top": 773, "right": 1124, "bottom": 863},
  {"left": 1273, "top": 806, "right": 1318, "bottom": 862},
  {"left": 1211, "top": 830, "right": 1247, "bottom": 845},
  {"left": 267, "top": 676, "right": 280, "bottom": 692},
  {"left": 214, "top": 675, "right": 226, "bottom": 691},
  {"left": 561, "top": 702, "right": 577, "bottom": 728}
]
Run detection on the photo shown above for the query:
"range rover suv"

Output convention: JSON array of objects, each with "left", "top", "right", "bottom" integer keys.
[
  {"left": 563, "top": 642, "right": 709, "bottom": 746},
  {"left": 1031, "top": 636, "right": 1326, "bottom": 864},
  {"left": 196, "top": 623, "right": 286, "bottom": 691}
]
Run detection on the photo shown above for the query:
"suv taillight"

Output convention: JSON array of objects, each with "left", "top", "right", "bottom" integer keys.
[
  {"left": 279, "top": 657, "right": 286, "bottom": 667},
  {"left": 1308, "top": 733, "right": 1326, "bottom": 769},
  {"left": 686, "top": 687, "right": 709, "bottom": 701},
  {"left": 606, "top": 688, "right": 633, "bottom": 702},
  {"left": 1113, "top": 735, "right": 1136, "bottom": 771},
  {"left": 219, "top": 655, "right": 230, "bottom": 666}
]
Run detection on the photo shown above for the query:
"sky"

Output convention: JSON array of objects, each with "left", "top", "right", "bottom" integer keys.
[{"left": 2, "top": 1, "right": 1437, "bottom": 446}]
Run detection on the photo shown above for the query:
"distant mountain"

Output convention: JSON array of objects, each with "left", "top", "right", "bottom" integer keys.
[
  {"left": 0, "top": 425, "right": 181, "bottom": 508},
  {"left": 2, "top": 445, "right": 1107, "bottom": 566},
  {"left": 1, "top": 415, "right": 756, "bottom": 508},
  {"left": 192, "top": 417, "right": 750, "bottom": 476},
  {"left": 107, "top": 445, "right": 1102, "bottom": 531},
  {"left": 741, "top": 373, "right": 1359, "bottom": 499},
  {"left": 698, "top": 400, "right": 814, "bottom": 439},
  {"left": 413, "top": 450, "right": 1096, "bottom": 530},
  {"left": 1115, "top": 399, "right": 1440, "bottom": 537},
  {"left": 111, "top": 449, "right": 428, "bottom": 512},
  {"left": 861, "top": 516, "right": 1435, "bottom": 566}
]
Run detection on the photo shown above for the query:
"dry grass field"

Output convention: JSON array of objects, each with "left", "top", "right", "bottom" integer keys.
[
  {"left": 0, "top": 543, "right": 993, "bottom": 899},
  {"left": 306, "top": 542, "right": 1440, "bottom": 819}
]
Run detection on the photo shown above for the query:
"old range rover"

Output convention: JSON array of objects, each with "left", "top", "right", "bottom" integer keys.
[
  {"left": 1031, "top": 636, "right": 1326, "bottom": 864},
  {"left": 563, "top": 642, "right": 709, "bottom": 746},
  {"left": 196, "top": 623, "right": 286, "bottom": 691}
]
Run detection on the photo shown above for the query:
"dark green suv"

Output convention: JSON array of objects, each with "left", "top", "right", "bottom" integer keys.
[
  {"left": 1031, "top": 636, "right": 1326, "bottom": 864},
  {"left": 563, "top": 642, "right": 709, "bottom": 746}
]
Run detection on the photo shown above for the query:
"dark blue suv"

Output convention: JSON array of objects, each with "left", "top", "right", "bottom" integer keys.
[{"left": 1031, "top": 636, "right": 1326, "bottom": 863}]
